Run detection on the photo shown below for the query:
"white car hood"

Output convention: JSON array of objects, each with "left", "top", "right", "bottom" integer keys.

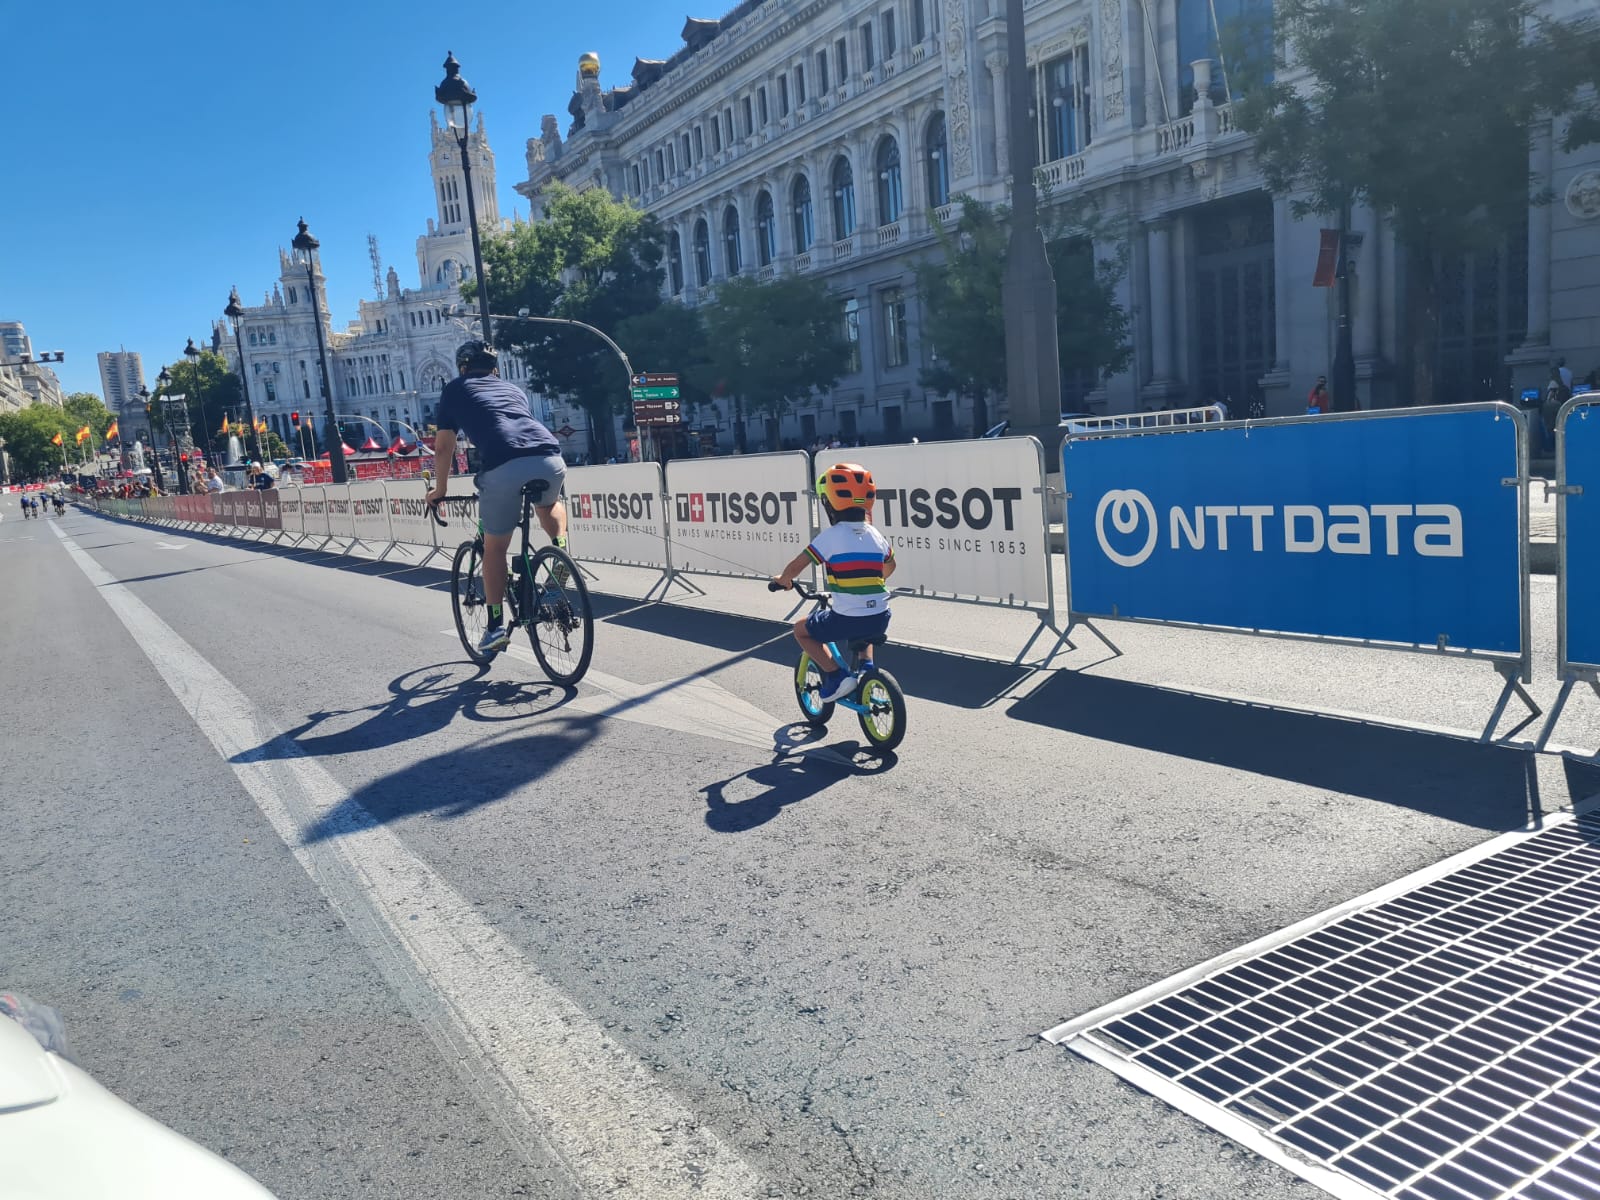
[{"left": 0, "top": 1016, "right": 276, "bottom": 1198}]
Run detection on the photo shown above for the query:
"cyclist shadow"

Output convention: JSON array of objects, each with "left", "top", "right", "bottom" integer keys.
[
  {"left": 700, "top": 724, "right": 897, "bottom": 833},
  {"left": 233, "top": 662, "right": 573, "bottom": 764}
]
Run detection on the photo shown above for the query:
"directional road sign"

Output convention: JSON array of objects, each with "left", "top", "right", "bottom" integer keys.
[
  {"left": 631, "top": 372, "right": 679, "bottom": 387},
  {"left": 632, "top": 399, "right": 683, "bottom": 426},
  {"left": 630, "top": 386, "right": 681, "bottom": 401}
]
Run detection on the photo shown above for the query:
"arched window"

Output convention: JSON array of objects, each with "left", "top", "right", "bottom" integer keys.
[
  {"left": 668, "top": 231, "right": 685, "bottom": 294},
  {"left": 830, "top": 156, "right": 856, "bottom": 238},
  {"left": 875, "top": 136, "right": 903, "bottom": 225},
  {"left": 792, "top": 175, "right": 815, "bottom": 252},
  {"left": 755, "top": 191, "right": 776, "bottom": 267},
  {"left": 925, "top": 111, "right": 950, "bottom": 207},
  {"left": 269, "top": 331, "right": 277, "bottom": 344},
  {"left": 694, "top": 219, "right": 712, "bottom": 286},
  {"left": 723, "top": 205, "right": 742, "bottom": 276},
  {"left": 248, "top": 331, "right": 257, "bottom": 346}
]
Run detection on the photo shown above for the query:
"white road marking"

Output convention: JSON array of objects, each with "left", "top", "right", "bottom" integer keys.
[
  {"left": 53, "top": 524, "right": 767, "bottom": 1200},
  {"left": 154, "top": 541, "right": 189, "bottom": 550}
]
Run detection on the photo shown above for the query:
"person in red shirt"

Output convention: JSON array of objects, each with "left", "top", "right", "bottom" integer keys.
[{"left": 1307, "top": 376, "right": 1329, "bottom": 414}]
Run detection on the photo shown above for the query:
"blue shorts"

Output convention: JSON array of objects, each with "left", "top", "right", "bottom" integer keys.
[{"left": 805, "top": 606, "right": 891, "bottom": 647}]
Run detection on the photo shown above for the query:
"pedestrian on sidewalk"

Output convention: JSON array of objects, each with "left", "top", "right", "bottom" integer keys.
[{"left": 1307, "top": 376, "right": 1329, "bottom": 415}]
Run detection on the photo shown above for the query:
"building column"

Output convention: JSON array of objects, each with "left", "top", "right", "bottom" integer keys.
[
  {"left": 985, "top": 52, "right": 1009, "bottom": 178},
  {"left": 1140, "top": 217, "right": 1182, "bottom": 407}
]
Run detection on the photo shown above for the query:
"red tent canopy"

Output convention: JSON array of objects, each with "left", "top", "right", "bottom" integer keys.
[
  {"left": 359, "top": 436, "right": 383, "bottom": 452},
  {"left": 320, "top": 443, "right": 357, "bottom": 458}
]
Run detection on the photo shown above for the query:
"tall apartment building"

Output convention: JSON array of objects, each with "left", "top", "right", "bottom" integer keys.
[
  {"left": 99, "top": 349, "right": 146, "bottom": 421},
  {"left": 515, "top": 0, "right": 1600, "bottom": 448},
  {"left": 0, "top": 320, "right": 63, "bottom": 410}
]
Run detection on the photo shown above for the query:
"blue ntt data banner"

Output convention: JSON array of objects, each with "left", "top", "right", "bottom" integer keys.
[
  {"left": 1064, "top": 406, "right": 1525, "bottom": 655},
  {"left": 1561, "top": 402, "right": 1600, "bottom": 670}
]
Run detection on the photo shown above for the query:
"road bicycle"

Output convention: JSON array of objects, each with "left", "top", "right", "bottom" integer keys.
[
  {"left": 768, "top": 579, "right": 907, "bottom": 752},
  {"left": 432, "top": 483, "right": 594, "bottom": 686}
]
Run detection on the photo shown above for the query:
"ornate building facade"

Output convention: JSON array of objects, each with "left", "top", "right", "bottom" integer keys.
[
  {"left": 516, "top": 0, "right": 1599, "bottom": 447},
  {"left": 207, "top": 111, "right": 560, "bottom": 459}
]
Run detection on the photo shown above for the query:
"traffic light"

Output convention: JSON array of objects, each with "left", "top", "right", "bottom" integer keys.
[
  {"left": 291, "top": 411, "right": 300, "bottom": 428},
  {"left": 180, "top": 453, "right": 190, "bottom": 463}
]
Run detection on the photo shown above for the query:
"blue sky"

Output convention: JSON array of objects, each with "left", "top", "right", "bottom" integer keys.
[{"left": 5, "top": 0, "right": 701, "bottom": 399}]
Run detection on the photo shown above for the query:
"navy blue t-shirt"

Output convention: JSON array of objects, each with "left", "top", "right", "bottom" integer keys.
[{"left": 436, "top": 374, "right": 560, "bottom": 473}]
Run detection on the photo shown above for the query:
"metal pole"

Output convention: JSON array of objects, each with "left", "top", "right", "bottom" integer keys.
[
  {"left": 233, "top": 319, "right": 262, "bottom": 461},
  {"left": 307, "top": 262, "right": 347, "bottom": 485},
  {"left": 458, "top": 125, "right": 493, "bottom": 344},
  {"left": 1332, "top": 202, "right": 1358, "bottom": 412}
]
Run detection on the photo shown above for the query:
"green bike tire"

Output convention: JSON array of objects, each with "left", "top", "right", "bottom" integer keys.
[
  {"left": 794, "top": 653, "right": 834, "bottom": 726},
  {"left": 855, "top": 668, "right": 907, "bottom": 752}
]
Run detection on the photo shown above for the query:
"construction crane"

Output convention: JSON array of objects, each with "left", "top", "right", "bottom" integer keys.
[{"left": 368, "top": 234, "right": 384, "bottom": 300}]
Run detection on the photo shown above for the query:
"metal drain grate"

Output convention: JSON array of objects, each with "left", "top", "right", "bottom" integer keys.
[{"left": 1045, "top": 810, "right": 1600, "bottom": 1200}]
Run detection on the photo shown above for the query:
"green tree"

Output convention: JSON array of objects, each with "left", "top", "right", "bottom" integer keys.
[
  {"left": 916, "top": 198, "right": 1133, "bottom": 433},
  {"left": 473, "top": 185, "right": 666, "bottom": 458},
  {"left": 150, "top": 351, "right": 242, "bottom": 463},
  {"left": 0, "top": 403, "right": 78, "bottom": 480},
  {"left": 699, "top": 274, "right": 851, "bottom": 453},
  {"left": 1231, "top": 0, "right": 1596, "bottom": 406},
  {"left": 614, "top": 301, "right": 714, "bottom": 443}
]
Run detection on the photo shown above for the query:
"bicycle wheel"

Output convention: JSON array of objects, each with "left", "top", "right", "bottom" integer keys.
[
  {"left": 526, "top": 545, "right": 594, "bottom": 686},
  {"left": 855, "top": 668, "right": 907, "bottom": 751},
  {"left": 451, "top": 540, "right": 495, "bottom": 665},
  {"left": 794, "top": 653, "right": 834, "bottom": 726}
]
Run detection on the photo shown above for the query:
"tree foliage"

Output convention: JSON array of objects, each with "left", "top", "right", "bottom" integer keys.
[
  {"left": 1230, "top": 0, "right": 1597, "bottom": 404},
  {"left": 0, "top": 403, "right": 78, "bottom": 480},
  {"left": 698, "top": 274, "right": 852, "bottom": 452},
  {"left": 150, "top": 350, "right": 242, "bottom": 462},
  {"left": 473, "top": 186, "right": 666, "bottom": 457},
  {"left": 915, "top": 197, "right": 1134, "bottom": 432}
]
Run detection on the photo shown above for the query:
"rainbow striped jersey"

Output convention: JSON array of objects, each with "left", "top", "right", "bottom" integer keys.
[{"left": 805, "top": 522, "right": 895, "bottom": 616}]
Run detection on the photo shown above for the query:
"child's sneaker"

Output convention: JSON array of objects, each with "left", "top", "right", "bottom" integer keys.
[{"left": 819, "top": 670, "right": 858, "bottom": 703}]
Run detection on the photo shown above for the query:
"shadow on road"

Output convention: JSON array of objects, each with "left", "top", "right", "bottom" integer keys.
[
  {"left": 1008, "top": 671, "right": 1556, "bottom": 830},
  {"left": 700, "top": 724, "right": 897, "bottom": 832},
  {"left": 232, "top": 662, "right": 573, "bottom": 765}
]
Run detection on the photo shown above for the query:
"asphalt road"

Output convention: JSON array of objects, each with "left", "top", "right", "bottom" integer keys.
[{"left": 4, "top": 504, "right": 1599, "bottom": 1199}]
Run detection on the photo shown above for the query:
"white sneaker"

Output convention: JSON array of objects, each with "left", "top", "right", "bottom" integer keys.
[
  {"left": 819, "top": 671, "right": 858, "bottom": 703},
  {"left": 477, "top": 624, "right": 511, "bottom": 654}
]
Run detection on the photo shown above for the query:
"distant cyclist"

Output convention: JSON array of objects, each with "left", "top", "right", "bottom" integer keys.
[
  {"left": 771, "top": 463, "right": 897, "bottom": 703},
  {"left": 425, "top": 340, "right": 569, "bottom": 655}
]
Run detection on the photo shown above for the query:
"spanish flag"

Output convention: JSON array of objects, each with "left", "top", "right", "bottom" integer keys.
[
  {"left": 75, "top": 425, "right": 91, "bottom": 445},
  {"left": 51, "top": 432, "right": 63, "bottom": 446},
  {"left": 255, "top": 418, "right": 267, "bottom": 434},
  {"left": 219, "top": 416, "right": 231, "bottom": 435},
  {"left": 106, "top": 419, "right": 120, "bottom": 441}
]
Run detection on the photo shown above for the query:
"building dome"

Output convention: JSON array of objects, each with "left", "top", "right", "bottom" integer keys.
[{"left": 578, "top": 52, "right": 600, "bottom": 79}]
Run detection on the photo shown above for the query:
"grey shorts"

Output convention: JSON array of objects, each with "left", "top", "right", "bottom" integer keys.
[{"left": 476, "top": 453, "right": 566, "bottom": 536}]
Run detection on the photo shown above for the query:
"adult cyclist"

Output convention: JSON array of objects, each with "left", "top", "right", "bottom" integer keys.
[{"left": 425, "top": 340, "right": 569, "bottom": 655}]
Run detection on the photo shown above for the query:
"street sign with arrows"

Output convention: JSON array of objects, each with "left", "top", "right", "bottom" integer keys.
[{"left": 631, "top": 371, "right": 683, "bottom": 425}]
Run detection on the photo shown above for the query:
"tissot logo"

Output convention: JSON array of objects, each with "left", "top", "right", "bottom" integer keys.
[
  {"left": 574, "top": 492, "right": 655, "bottom": 522},
  {"left": 874, "top": 486, "right": 1025, "bottom": 532},
  {"left": 673, "top": 490, "right": 800, "bottom": 526},
  {"left": 1093, "top": 488, "right": 1466, "bottom": 566}
]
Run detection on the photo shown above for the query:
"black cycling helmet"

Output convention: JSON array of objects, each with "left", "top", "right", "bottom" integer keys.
[{"left": 455, "top": 340, "right": 499, "bottom": 373}]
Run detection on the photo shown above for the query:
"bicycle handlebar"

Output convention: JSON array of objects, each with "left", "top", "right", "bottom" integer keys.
[
  {"left": 769, "top": 579, "right": 822, "bottom": 599},
  {"left": 427, "top": 497, "right": 467, "bottom": 529}
]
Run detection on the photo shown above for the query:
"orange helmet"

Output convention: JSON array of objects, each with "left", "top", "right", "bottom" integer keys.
[{"left": 816, "top": 462, "right": 875, "bottom": 513}]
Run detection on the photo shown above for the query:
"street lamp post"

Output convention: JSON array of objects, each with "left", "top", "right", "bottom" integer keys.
[
  {"left": 224, "top": 287, "right": 263, "bottom": 461},
  {"left": 1331, "top": 203, "right": 1359, "bottom": 412},
  {"left": 435, "top": 52, "right": 493, "bottom": 346},
  {"left": 183, "top": 337, "right": 217, "bottom": 466},
  {"left": 156, "top": 366, "right": 190, "bottom": 495},
  {"left": 291, "top": 218, "right": 346, "bottom": 485},
  {"left": 137, "top": 385, "right": 166, "bottom": 494}
]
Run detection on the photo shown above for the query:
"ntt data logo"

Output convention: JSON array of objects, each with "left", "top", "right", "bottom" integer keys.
[
  {"left": 1095, "top": 490, "right": 1159, "bottom": 567},
  {"left": 1093, "top": 488, "right": 1465, "bottom": 567}
]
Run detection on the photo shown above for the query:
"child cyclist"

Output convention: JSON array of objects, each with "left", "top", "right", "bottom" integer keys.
[{"left": 771, "top": 463, "right": 897, "bottom": 703}]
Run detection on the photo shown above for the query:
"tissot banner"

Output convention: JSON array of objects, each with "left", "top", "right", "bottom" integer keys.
[
  {"left": 665, "top": 451, "right": 812, "bottom": 578},
  {"left": 1063, "top": 406, "right": 1524, "bottom": 655},
  {"left": 565, "top": 462, "right": 669, "bottom": 568},
  {"left": 829, "top": 438, "right": 1052, "bottom": 608}
]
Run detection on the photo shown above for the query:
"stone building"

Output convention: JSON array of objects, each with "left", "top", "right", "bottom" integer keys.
[
  {"left": 515, "top": 0, "right": 1600, "bottom": 448},
  {"left": 98, "top": 349, "right": 145, "bottom": 420},
  {"left": 0, "top": 320, "right": 65, "bottom": 412},
  {"left": 206, "top": 110, "right": 562, "bottom": 460}
]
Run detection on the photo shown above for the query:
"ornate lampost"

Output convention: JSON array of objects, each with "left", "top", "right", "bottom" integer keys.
[
  {"left": 435, "top": 52, "right": 493, "bottom": 344},
  {"left": 291, "top": 218, "right": 346, "bottom": 484},
  {"left": 224, "top": 287, "right": 263, "bottom": 460}
]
